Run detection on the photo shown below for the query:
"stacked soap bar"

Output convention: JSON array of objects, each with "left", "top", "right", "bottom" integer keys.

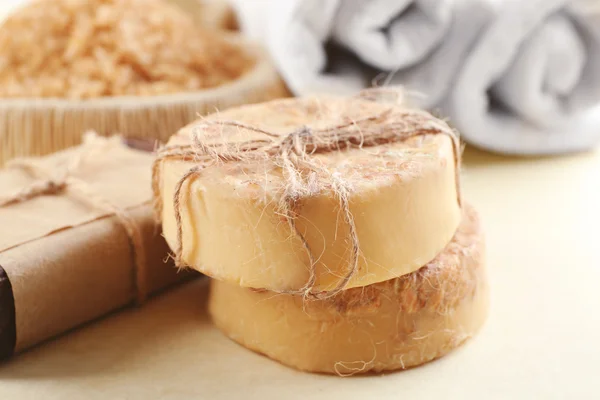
[{"left": 154, "top": 92, "right": 489, "bottom": 375}]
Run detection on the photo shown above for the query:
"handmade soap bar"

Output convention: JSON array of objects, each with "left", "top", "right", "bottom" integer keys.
[
  {"left": 0, "top": 135, "right": 188, "bottom": 360},
  {"left": 155, "top": 94, "right": 461, "bottom": 292},
  {"left": 209, "top": 206, "right": 488, "bottom": 375}
]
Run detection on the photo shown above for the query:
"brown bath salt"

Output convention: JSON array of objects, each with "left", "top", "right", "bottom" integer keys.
[
  {"left": 0, "top": 0, "right": 288, "bottom": 166},
  {"left": 209, "top": 205, "right": 489, "bottom": 375},
  {"left": 0, "top": 0, "right": 252, "bottom": 99},
  {"left": 154, "top": 91, "right": 461, "bottom": 295}
]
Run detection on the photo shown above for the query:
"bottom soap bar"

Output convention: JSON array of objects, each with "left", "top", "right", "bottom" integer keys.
[{"left": 209, "top": 206, "right": 488, "bottom": 375}]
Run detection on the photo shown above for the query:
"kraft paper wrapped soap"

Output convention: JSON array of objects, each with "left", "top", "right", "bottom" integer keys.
[
  {"left": 0, "top": 135, "right": 189, "bottom": 360},
  {"left": 209, "top": 206, "right": 488, "bottom": 375},
  {"left": 153, "top": 90, "right": 462, "bottom": 293}
]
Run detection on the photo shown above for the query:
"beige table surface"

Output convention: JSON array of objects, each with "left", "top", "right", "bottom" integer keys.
[{"left": 1, "top": 147, "right": 599, "bottom": 399}]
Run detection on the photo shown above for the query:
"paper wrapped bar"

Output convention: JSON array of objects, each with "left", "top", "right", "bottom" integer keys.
[{"left": 0, "top": 135, "right": 187, "bottom": 360}]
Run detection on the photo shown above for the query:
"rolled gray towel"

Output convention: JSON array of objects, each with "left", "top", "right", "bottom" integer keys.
[{"left": 234, "top": 0, "right": 600, "bottom": 155}]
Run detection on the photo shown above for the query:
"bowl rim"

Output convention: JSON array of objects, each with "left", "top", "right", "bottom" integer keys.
[{"left": 0, "top": 35, "right": 279, "bottom": 110}]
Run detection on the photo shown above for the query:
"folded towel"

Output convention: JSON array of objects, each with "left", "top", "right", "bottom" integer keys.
[
  {"left": 233, "top": 0, "right": 600, "bottom": 155},
  {"left": 251, "top": 0, "right": 476, "bottom": 105},
  {"left": 445, "top": 0, "right": 600, "bottom": 154}
]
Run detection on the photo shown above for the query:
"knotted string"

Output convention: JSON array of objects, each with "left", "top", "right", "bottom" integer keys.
[
  {"left": 0, "top": 135, "right": 149, "bottom": 304},
  {"left": 152, "top": 90, "right": 461, "bottom": 299}
]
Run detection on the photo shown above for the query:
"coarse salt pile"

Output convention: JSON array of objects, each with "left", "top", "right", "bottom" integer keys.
[{"left": 0, "top": 0, "right": 253, "bottom": 99}]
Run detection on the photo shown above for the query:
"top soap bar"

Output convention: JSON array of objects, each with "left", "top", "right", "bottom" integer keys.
[{"left": 155, "top": 93, "right": 461, "bottom": 293}]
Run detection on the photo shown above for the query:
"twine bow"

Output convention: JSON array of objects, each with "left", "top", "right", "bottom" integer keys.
[
  {"left": 152, "top": 89, "right": 461, "bottom": 299},
  {"left": 0, "top": 135, "right": 149, "bottom": 304}
]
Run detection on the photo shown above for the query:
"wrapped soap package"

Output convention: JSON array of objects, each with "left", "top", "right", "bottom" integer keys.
[{"left": 0, "top": 135, "right": 190, "bottom": 361}]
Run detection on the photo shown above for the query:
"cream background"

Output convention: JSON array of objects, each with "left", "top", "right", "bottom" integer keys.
[
  {"left": 1, "top": 147, "right": 599, "bottom": 399},
  {"left": 0, "top": 1, "right": 599, "bottom": 398}
]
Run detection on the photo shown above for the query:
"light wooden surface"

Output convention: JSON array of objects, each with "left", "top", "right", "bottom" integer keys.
[{"left": 1, "top": 147, "right": 600, "bottom": 399}]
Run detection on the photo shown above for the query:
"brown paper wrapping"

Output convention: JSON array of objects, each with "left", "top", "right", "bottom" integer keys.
[
  {"left": 0, "top": 36, "right": 289, "bottom": 166},
  {"left": 0, "top": 136, "right": 188, "bottom": 360}
]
